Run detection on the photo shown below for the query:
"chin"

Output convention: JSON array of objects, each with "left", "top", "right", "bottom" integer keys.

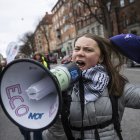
[{"left": 80, "top": 66, "right": 87, "bottom": 71}]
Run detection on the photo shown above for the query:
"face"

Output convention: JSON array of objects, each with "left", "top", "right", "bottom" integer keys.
[
  {"left": 72, "top": 36, "right": 101, "bottom": 70},
  {"left": 1, "top": 60, "right": 6, "bottom": 67},
  {"left": 35, "top": 54, "right": 41, "bottom": 60}
]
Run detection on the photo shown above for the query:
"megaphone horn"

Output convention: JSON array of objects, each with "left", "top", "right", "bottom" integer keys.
[{"left": 0, "top": 59, "right": 81, "bottom": 131}]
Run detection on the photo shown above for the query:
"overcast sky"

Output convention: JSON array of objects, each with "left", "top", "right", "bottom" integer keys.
[{"left": 0, "top": 0, "right": 58, "bottom": 57}]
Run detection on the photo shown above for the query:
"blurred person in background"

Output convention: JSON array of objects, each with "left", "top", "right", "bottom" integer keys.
[
  {"left": 15, "top": 52, "right": 28, "bottom": 59},
  {"left": 33, "top": 52, "right": 50, "bottom": 70},
  {"left": 1, "top": 59, "right": 7, "bottom": 70}
]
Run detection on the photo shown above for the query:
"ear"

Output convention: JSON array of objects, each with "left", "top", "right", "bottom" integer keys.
[{"left": 99, "top": 56, "right": 104, "bottom": 64}]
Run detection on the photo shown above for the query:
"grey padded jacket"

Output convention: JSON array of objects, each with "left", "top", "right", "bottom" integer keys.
[{"left": 43, "top": 83, "right": 140, "bottom": 140}]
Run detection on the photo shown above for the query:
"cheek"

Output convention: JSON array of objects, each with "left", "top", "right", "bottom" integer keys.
[
  {"left": 71, "top": 53, "right": 76, "bottom": 61},
  {"left": 89, "top": 59, "right": 98, "bottom": 66},
  {"left": 87, "top": 55, "right": 100, "bottom": 66}
]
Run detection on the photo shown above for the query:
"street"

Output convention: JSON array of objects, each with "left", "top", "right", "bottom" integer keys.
[
  {"left": 121, "top": 67, "right": 140, "bottom": 140},
  {"left": 0, "top": 66, "right": 140, "bottom": 140}
]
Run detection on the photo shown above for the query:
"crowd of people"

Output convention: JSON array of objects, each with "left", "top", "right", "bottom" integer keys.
[{"left": 0, "top": 33, "right": 140, "bottom": 140}]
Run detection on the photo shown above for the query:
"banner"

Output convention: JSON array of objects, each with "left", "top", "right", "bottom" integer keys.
[{"left": 6, "top": 42, "right": 20, "bottom": 63}]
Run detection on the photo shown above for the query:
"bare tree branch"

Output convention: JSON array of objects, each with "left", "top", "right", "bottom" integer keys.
[{"left": 77, "top": 0, "right": 114, "bottom": 37}]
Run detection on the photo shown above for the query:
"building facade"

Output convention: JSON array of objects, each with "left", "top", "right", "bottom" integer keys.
[
  {"left": 33, "top": 0, "right": 140, "bottom": 57},
  {"left": 119, "top": 0, "right": 140, "bottom": 35},
  {"left": 50, "top": 0, "right": 105, "bottom": 57},
  {"left": 34, "top": 12, "right": 54, "bottom": 55},
  {"left": 51, "top": 0, "right": 77, "bottom": 57}
]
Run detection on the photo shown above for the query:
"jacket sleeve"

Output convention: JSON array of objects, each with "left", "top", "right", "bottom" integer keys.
[
  {"left": 123, "top": 83, "right": 140, "bottom": 108},
  {"left": 110, "top": 33, "right": 140, "bottom": 63}
]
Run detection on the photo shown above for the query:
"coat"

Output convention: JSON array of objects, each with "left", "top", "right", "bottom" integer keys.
[{"left": 42, "top": 83, "right": 140, "bottom": 140}]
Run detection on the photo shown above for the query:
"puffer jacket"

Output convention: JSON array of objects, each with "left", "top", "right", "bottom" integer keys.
[{"left": 43, "top": 83, "right": 140, "bottom": 140}]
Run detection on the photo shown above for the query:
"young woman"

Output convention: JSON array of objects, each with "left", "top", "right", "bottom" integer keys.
[{"left": 43, "top": 33, "right": 140, "bottom": 140}]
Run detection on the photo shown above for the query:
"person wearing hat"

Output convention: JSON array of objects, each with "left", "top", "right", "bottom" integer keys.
[{"left": 33, "top": 52, "right": 50, "bottom": 70}]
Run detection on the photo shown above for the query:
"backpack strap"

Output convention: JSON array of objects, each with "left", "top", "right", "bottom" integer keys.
[
  {"left": 61, "top": 91, "right": 75, "bottom": 140},
  {"left": 61, "top": 76, "right": 85, "bottom": 140},
  {"left": 78, "top": 76, "right": 85, "bottom": 140},
  {"left": 109, "top": 95, "right": 123, "bottom": 140}
]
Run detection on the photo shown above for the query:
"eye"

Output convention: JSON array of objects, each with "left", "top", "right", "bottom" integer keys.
[
  {"left": 74, "top": 46, "right": 80, "bottom": 51},
  {"left": 85, "top": 48, "right": 94, "bottom": 52},
  {"left": 87, "top": 49, "right": 93, "bottom": 52}
]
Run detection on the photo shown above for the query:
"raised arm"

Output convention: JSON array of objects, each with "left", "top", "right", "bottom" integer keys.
[{"left": 110, "top": 33, "right": 140, "bottom": 63}]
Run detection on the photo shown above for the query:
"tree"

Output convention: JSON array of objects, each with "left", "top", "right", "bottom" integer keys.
[
  {"left": 39, "top": 23, "right": 50, "bottom": 53},
  {"left": 76, "top": 0, "right": 117, "bottom": 37},
  {"left": 20, "top": 32, "right": 35, "bottom": 56}
]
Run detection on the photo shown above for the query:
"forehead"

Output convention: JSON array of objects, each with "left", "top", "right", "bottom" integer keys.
[
  {"left": 75, "top": 36, "right": 98, "bottom": 46},
  {"left": 35, "top": 54, "right": 40, "bottom": 56}
]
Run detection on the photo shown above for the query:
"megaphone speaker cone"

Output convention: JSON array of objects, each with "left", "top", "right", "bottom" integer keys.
[{"left": 0, "top": 59, "right": 61, "bottom": 131}]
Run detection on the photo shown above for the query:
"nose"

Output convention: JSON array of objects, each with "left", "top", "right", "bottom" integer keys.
[{"left": 77, "top": 49, "right": 85, "bottom": 56}]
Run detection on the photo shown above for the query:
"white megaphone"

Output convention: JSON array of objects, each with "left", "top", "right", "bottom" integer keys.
[{"left": 0, "top": 59, "right": 81, "bottom": 131}]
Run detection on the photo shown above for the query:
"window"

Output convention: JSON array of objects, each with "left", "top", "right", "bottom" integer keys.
[
  {"left": 91, "top": 27, "right": 95, "bottom": 34},
  {"left": 38, "top": 35, "right": 41, "bottom": 39},
  {"left": 97, "top": 25, "right": 102, "bottom": 35},
  {"left": 129, "top": 0, "right": 135, "bottom": 3},
  {"left": 89, "top": 0, "right": 94, "bottom": 6},
  {"left": 87, "top": 29, "right": 90, "bottom": 33},
  {"left": 64, "top": 25, "right": 70, "bottom": 32},
  {"left": 122, "top": 15, "right": 128, "bottom": 27},
  {"left": 120, "top": 0, "right": 125, "bottom": 7},
  {"left": 94, "top": 0, "right": 97, "bottom": 4},
  {"left": 106, "top": 2, "right": 111, "bottom": 11}
]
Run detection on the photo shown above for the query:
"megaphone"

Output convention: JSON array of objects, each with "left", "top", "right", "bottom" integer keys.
[{"left": 0, "top": 59, "right": 81, "bottom": 131}]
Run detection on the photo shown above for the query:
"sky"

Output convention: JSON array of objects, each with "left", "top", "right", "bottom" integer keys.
[{"left": 0, "top": 0, "right": 58, "bottom": 57}]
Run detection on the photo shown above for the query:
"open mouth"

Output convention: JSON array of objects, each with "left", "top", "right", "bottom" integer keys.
[{"left": 76, "top": 60, "right": 85, "bottom": 69}]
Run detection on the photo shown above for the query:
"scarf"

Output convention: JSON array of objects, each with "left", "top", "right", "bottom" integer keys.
[{"left": 73, "top": 64, "right": 109, "bottom": 103}]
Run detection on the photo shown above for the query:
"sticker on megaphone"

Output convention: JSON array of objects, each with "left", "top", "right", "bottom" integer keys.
[{"left": 26, "top": 62, "right": 81, "bottom": 101}]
